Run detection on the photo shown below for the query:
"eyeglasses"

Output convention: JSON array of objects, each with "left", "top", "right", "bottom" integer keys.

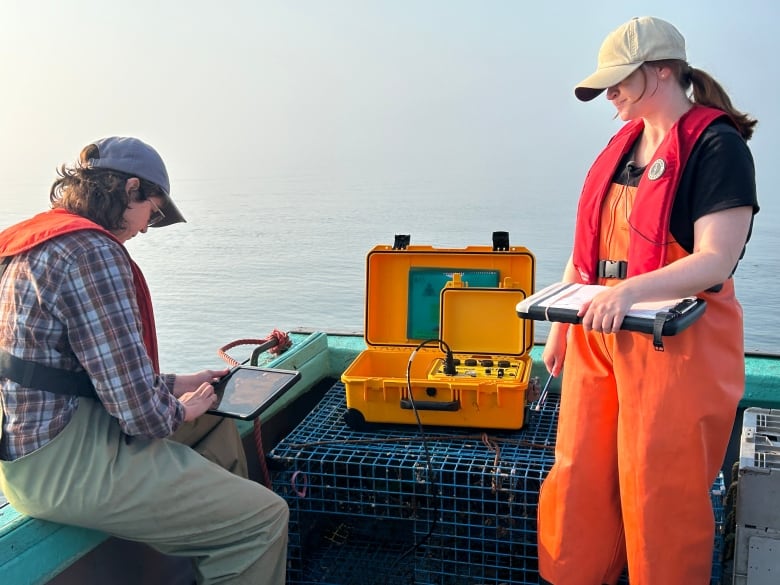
[{"left": 147, "top": 198, "right": 166, "bottom": 227}]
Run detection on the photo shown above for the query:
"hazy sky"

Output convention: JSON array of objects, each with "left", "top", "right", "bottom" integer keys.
[{"left": 1, "top": 0, "right": 776, "bottom": 210}]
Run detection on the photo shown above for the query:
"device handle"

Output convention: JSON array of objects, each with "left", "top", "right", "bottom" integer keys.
[{"left": 400, "top": 399, "right": 460, "bottom": 412}]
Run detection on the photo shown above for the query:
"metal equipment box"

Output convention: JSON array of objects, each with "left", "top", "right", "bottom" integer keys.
[
  {"left": 732, "top": 408, "right": 780, "bottom": 585},
  {"left": 341, "top": 233, "right": 536, "bottom": 430}
]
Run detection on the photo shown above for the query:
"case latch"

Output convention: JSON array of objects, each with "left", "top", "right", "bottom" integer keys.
[
  {"left": 492, "top": 231, "right": 509, "bottom": 251},
  {"left": 393, "top": 234, "right": 411, "bottom": 250}
]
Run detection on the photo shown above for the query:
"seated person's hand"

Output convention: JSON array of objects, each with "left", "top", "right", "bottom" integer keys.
[
  {"left": 179, "top": 382, "right": 219, "bottom": 421},
  {"left": 172, "top": 368, "right": 231, "bottom": 397}
]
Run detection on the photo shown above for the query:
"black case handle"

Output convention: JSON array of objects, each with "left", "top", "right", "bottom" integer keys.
[{"left": 400, "top": 399, "right": 460, "bottom": 412}]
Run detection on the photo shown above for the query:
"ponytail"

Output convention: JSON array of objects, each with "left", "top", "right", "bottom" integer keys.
[
  {"left": 658, "top": 60, "right": 757, "bottom": 140},
  {"left": 690, "top": 66, "right": 756, "bottom": 140},
  {"left": 663, "top": 60, "right": 758, "bottom": 140}
]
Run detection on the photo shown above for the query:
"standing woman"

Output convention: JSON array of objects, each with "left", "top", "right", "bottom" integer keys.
[{"left": 537, "top": 17, "right": 759, "bottom": 585}]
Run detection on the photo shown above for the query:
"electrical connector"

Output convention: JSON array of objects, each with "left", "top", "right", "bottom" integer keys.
[{"left": 443, "top": 349, "right": 457, "bottom": 376}]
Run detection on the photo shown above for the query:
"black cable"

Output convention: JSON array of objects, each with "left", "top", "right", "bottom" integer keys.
[{"left": 383, "top": 337, "right": 455, "bottom": 581}]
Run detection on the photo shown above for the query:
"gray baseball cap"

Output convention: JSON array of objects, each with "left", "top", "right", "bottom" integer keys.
[{"left": 85, "top": 136, "right": 185, "bottom": 227}]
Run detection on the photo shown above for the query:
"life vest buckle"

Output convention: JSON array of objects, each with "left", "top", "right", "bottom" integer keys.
[{"left": 597, "top": 259, "right": 628, "bottom": 279}]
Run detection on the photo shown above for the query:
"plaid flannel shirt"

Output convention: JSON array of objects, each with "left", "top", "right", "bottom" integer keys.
[{"left": 0, "top": 230, "right": 183, "bottom": 460}]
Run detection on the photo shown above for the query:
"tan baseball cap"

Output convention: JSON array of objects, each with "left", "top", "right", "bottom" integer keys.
[{"left": 575, "top": 16, "right": 687, "bottom": 102}]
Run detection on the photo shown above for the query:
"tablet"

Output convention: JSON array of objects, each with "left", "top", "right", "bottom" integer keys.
[
  {"left": 516, "top": 282, "right": 706, "bottom": 335},
  {"left": 516, "top": 282, "right": 707, "bottom": 349},
  {"left": 207, "top": 365, "right": 301, "bottom": 420},
  {"left": 529, "top": 297, "right": 706, "bottom": 335}
]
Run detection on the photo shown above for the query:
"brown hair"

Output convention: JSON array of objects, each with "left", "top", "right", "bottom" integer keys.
[
  {"left": 654, "top": 59, "right": 757, "bottom": 140},
  {"left": 50, "top": 144, "right": 166, "bottom": 232}
]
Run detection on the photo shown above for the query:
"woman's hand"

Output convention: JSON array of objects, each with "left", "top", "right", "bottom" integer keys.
[
  {"left": 543, "top": 257, "right": 577, "bottom": 377},
  {"left": 542, "top": 322, "right": 569, "bottom": 377},
  {"left": 171, "top": 368, "right": 230, "bottom": 398},
  {"left": 573, "top": 207, "right": 754, "bottom": 334},
  {"left": 179, "top": 382, "right": 219, "bottom": 421},
  {"left": 578, "top": 285, "right": 638, "bottom": 334}
]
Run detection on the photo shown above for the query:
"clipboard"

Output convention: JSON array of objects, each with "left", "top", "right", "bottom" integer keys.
[
  {"left": 516, "top": 282, "right": 707, "bottom": 350},
  {"left": 207, "top": 365, "right": 301, "bottom": 420}
]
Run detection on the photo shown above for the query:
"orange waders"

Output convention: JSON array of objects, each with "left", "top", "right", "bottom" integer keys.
[{"left": 537, "top": 182, "right": 744, "bottom": 585}]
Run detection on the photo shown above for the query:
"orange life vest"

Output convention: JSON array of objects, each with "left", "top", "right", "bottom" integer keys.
[{"left": 0, "top": 208, "right": 160, "bottom": 372}]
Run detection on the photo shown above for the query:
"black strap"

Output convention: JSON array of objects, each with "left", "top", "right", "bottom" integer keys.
[
  {"left": 652, "top": 312, "right": 669, "bottom": 352},
  {"left": 1, "top": 255, "right": 97, "bottom": 398},
  {"left": 1, "top": 253, "right": 97, "bottom": 397},
  {"left": 0, "top": 350, "right": 97, "bottom": 398}
]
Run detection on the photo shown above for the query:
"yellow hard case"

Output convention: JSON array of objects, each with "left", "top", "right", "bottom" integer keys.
[{"left": 341, "top": 239, "right": 535, "bottom": 430}]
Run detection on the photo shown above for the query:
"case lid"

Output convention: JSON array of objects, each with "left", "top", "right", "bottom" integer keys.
[
  {"left": 439, "top": 287, "right": 532, "bottom": 357},
  {"left": 363, "top": 243, "right": 535, "bottom": 349}
]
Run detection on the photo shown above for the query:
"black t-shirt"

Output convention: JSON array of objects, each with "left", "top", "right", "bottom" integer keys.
[{"left": 614, "top": 121, "right": 759, "bottom": 253}]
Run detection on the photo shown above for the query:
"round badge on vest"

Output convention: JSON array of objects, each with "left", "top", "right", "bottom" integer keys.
[{"left": 648, "top": 158, "right": 666, "bottom": 180}]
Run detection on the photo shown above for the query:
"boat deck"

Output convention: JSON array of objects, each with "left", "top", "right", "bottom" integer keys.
[{"left": 1, "top": 331, "right": 779, "bottom": 584}]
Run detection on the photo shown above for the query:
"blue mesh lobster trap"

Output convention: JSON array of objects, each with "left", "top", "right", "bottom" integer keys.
[{"left": 270, "top": 381, "right": 724, "bottom": 584}]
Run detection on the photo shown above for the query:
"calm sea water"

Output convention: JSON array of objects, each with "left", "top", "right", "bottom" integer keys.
[{"left": 4, "top": 172, "right": 778, "bottom": 373}]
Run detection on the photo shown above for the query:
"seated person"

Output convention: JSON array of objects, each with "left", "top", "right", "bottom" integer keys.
[{"left": 0, "top": 137, "right": 287, "bottom": 584}]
